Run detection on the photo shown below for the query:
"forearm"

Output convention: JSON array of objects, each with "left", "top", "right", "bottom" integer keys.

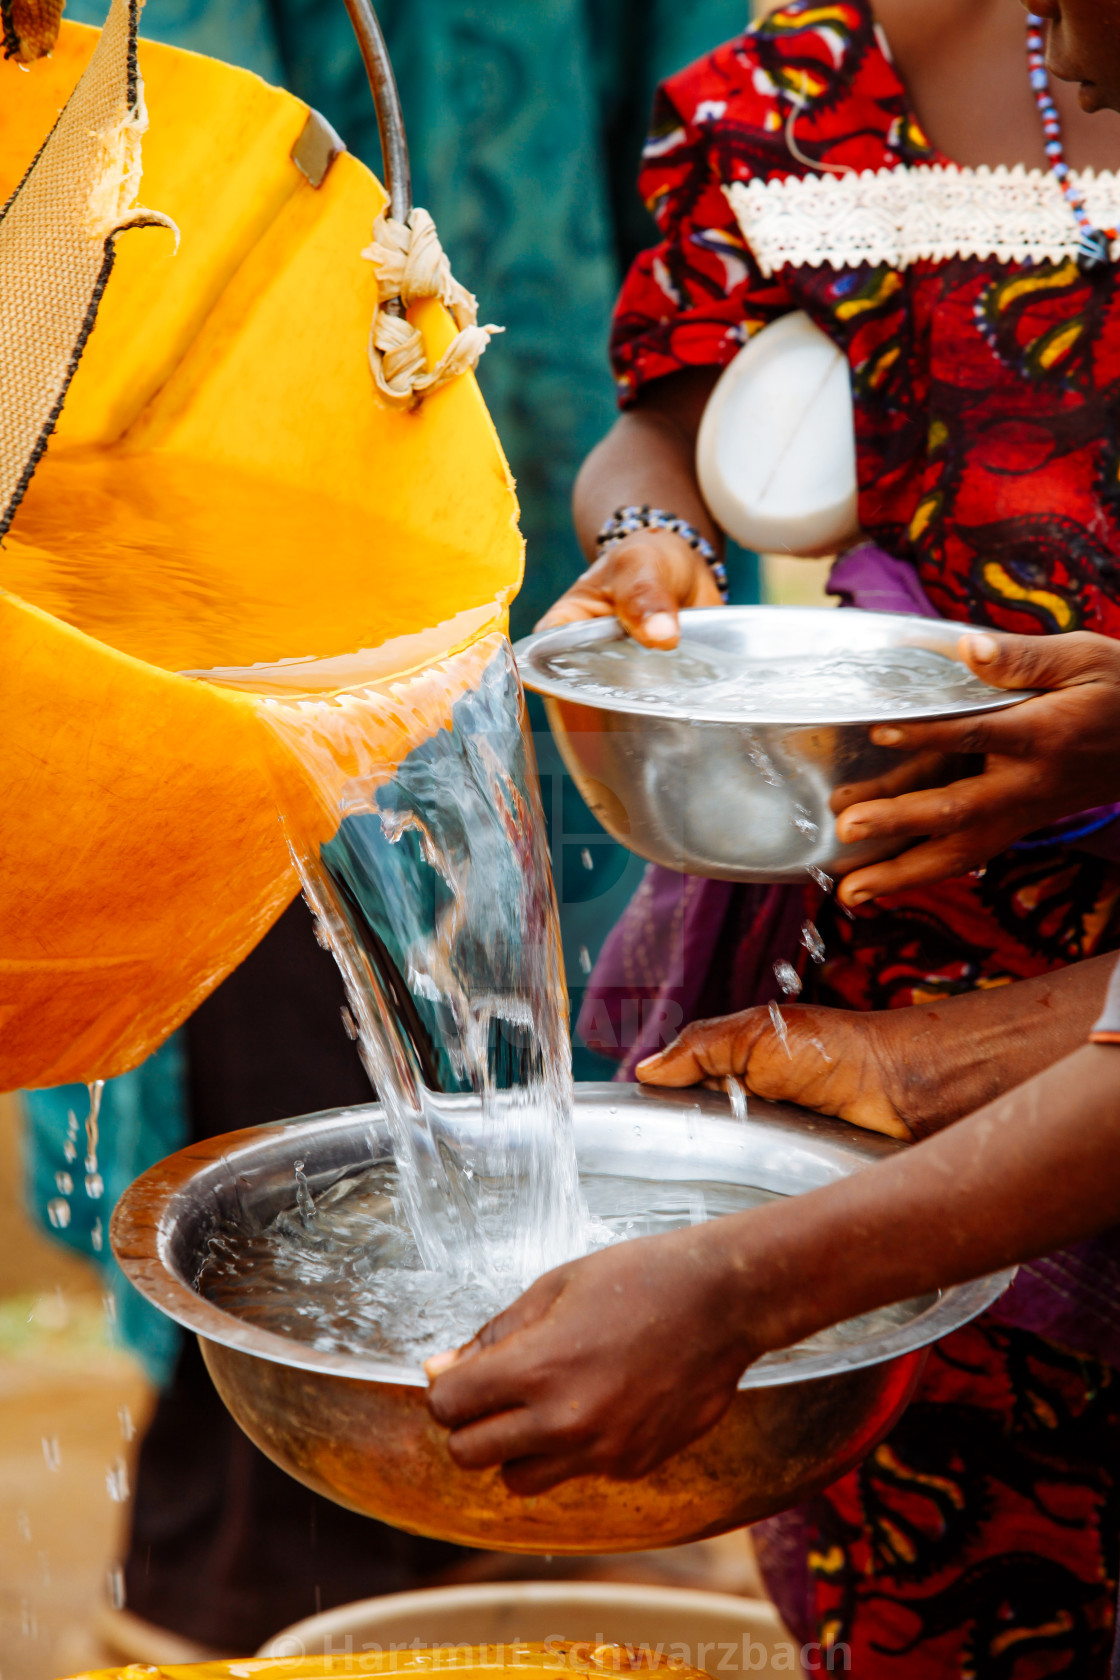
[
  {"left": 727, "top": 1042, "right": 1120, "bottom": 1357},
  {"left": 886, "top": 951, "right": 1117, "bottom": 1134},
  {"left": 572, "top": 370, "right": 720, "bottom": 559}
]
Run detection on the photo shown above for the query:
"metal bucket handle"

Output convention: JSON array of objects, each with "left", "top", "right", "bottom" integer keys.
[{"left": 343, "top": 0, "right": 411, "bottom": 222}]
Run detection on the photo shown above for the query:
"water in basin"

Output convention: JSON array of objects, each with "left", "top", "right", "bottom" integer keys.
[
  {"left": 195, "top": 1153, "right": 918, "bottom": 1370},
  {"left": 535, "top": 639, "right": 997, "bottom": 721}
]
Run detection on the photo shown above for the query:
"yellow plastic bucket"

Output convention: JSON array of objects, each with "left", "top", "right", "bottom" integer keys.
[{"left": 0, "top": 20, "right": 522, "bottom": 1091}]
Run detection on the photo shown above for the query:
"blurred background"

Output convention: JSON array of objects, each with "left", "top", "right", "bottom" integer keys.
[{"left": 1, "top": 0, "right": 827, "bottom": 1671}]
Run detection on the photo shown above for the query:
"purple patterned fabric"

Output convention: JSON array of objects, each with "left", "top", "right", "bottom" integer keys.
[
  {"left": 576, "top": 869, "right": 735, "bottom": 1074},
  {"left": 827, "top": 540, "right": 943, "bottom": 618}
]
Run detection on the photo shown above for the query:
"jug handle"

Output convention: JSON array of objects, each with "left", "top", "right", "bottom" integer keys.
[{"left": 342, "top": 0, "right": 412, "bottom": 224}]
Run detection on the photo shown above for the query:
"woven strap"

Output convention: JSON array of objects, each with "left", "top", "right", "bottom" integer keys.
[{"left": 0, "top": 0, "right": 177, "bottom": 535}]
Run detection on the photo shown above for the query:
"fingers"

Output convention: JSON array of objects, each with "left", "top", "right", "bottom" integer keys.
[
  {"left": 443, "top": 1404, "right": 547, "bottom": 1471},
  {"left": 535, "top": 594, "right": 617, "bottom": 632},
  {"left": 837, "top": 820, "right": 1019, "bottom": 907},
  {"left": 534, "top": 533, "right": 719, "bottom": 649},
  {"left": 956, "top": 628, "right": 1120, "bottom": 693},
  {"left": 501, "top": 1452, "right": 593, "bottom": 1497},
  {"left": 831, "top": 750, "right": 957, "bottom": 815},
  {"left": 866, "top": 704, "right": 1031, "bottom": 760},
  {"left": 835, "top": 769, "right": 1025, "bottom": 849},
  {"left": 636, "top": 1010, "right": 771, "bottom": 1086}
]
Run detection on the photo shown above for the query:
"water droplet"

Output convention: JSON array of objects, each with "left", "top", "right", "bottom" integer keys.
[
  {"left": 801, "top": 920, "right": 826, "bottom": 964},
  {"left": 91, "top": 1218, "right": 104, "bottom": 1252},
  {"left": 102, "top": 1292, "right": 117, "bottom": 1328},
  {"left": 294, "top": 1160, "right": 317, "bottom": 1229},
  {"left": 578, "top": 945, "right": 591, "bottom": 974},
  {"left": 807, "top": 864, "right": 833, "bottom": 893},
  {"left": 85, "top": 1080, "right": 103, "bottom": 1186},
  {"left": 792, "top": 802, "right": 819, "bottom": 839},
  {"left": 17, "top": 1510, "right": 31, "bottom": 1543},
  {"left": 773, "top": 959, "right": 802, "bottom": 997},
  {"left": 726, "top": 1077, "right": 749, "bottom": 1122},
  {"left": 768, "top": 1001, "right": 792, "bottom": 1059},
  {"left": 107, "top": 1564, "right": 126, "bottom": 1610},
  {"left": 580, "top": 847, "right": 594, "bottom": 871},
  {"left": 54, "top": 1171, "right": 72, "bottom": 1196},
  {"left": 62, "top": 1139, "right": 77, "bottom": 1162},
  {"left": 41, "top": 1436, "right": 61, "bottom": 1472},
  {"left": 633, "top": 1124, "right": 642, "bottom": 1137},
  {"left": 118, "top": 1405, "right": 135, "bottom": 1443},
  {"left": 105, "top": 1458, "right": 130, "bottom": 1503},
  {"left": 85, "top": 1172, "right": 104, "bottom": 1200},
  {"left": 20, "top": 1596, "right": 38, "bottom": 1640},
  {"left": 746, "top": 738, "right": 783, "bottom": 786},
  {"left": 47, "top": 1198, "right": 70, "bottom": 1230}
]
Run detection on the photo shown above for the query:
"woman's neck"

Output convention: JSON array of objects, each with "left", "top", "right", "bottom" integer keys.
[{"left": 873, "top": 0, "right": 1120, "bottom": 172}]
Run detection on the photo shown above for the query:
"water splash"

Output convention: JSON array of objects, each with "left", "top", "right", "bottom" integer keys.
[
  {"left": 773, "top": 959, "right": 802, "bottom": 997},
  {"left": 259, "top": 634, "right": 589, "bottom": 1308},
  {"left": 726, "top": 1076, "right": 749, "bottom": 1122},
  {"left": 807, "top": 865, "right": 833, "bottom": 893}
]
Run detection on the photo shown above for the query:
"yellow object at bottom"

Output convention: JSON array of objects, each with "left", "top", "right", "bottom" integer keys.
[{"left": 63, "top": 1645, "right": 705, "bottom": 1680}]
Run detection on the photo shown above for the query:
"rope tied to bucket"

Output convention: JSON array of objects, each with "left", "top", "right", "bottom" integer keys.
[{"left": 361, "top": 207, "right": 501, "bottom": 408}]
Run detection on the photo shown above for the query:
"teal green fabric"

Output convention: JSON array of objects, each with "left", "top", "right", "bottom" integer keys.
[
  {"left": 31, "top": 2, "right": 759, "bottom": 1355},
  {"left": 21, "top": 1035, "right": 188, "bottom": 1384}
]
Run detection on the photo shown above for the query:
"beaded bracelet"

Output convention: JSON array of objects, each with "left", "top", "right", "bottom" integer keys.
[{"left": 595, "top": 504, "right": 729, "bottom": 602}]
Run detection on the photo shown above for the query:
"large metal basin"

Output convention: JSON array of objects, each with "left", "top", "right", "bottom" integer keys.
[
  {"left": 111, "top": 1083, "right": 1010, "bottom": 1553},
  {"left": 515, "top": 607, "right": 1031, "bottom": 882}
]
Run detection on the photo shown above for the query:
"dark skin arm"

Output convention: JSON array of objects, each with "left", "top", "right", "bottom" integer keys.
[
  {"left": 832, "top": 630, "right": 1120, "bottom": 909},
  {"left": 427, "top": 1040, "right": 1120, "bottom": 1492},
  {"left": 636, "top": 949, "right": 1117, "bottom": 1139}
]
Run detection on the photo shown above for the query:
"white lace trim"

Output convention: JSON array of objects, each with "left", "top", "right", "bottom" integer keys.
[{"left": 725, "top": 164, "right": 1120, "bottom": 275}]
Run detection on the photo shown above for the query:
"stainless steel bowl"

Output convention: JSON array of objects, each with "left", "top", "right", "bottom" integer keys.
[
  {"left": 111, "top": 1083, "right": 1009, "bottom": 1553},
  {"left": 515, "top": 606, "right": 1032, "bottom": 882}
]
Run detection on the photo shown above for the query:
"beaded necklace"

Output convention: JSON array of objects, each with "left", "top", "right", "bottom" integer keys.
[{"left": 1027, "top": 13, "right": 1116, "bottom": 273}]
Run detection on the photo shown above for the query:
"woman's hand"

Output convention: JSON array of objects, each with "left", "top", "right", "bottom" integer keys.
[
  {"left": 636, "top": 1003, "right": 915, "bottom": 1138},
  {"left": 832, "top": 630, "right": 1120, "bottom": 907},
  {"left": 636, "top": 956, "right": 1118, "bottom": 1143},
  {"left": 536, "top": 529, "right": 722, "bottom": 649},
  {"left": 426, "top": 1219, "right": 759, "bottom": 1493}
]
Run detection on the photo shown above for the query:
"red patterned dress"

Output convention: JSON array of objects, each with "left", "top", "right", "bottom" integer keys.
[{"left": 610, "top": 3, "right": 1120, "bottom": 1674}]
